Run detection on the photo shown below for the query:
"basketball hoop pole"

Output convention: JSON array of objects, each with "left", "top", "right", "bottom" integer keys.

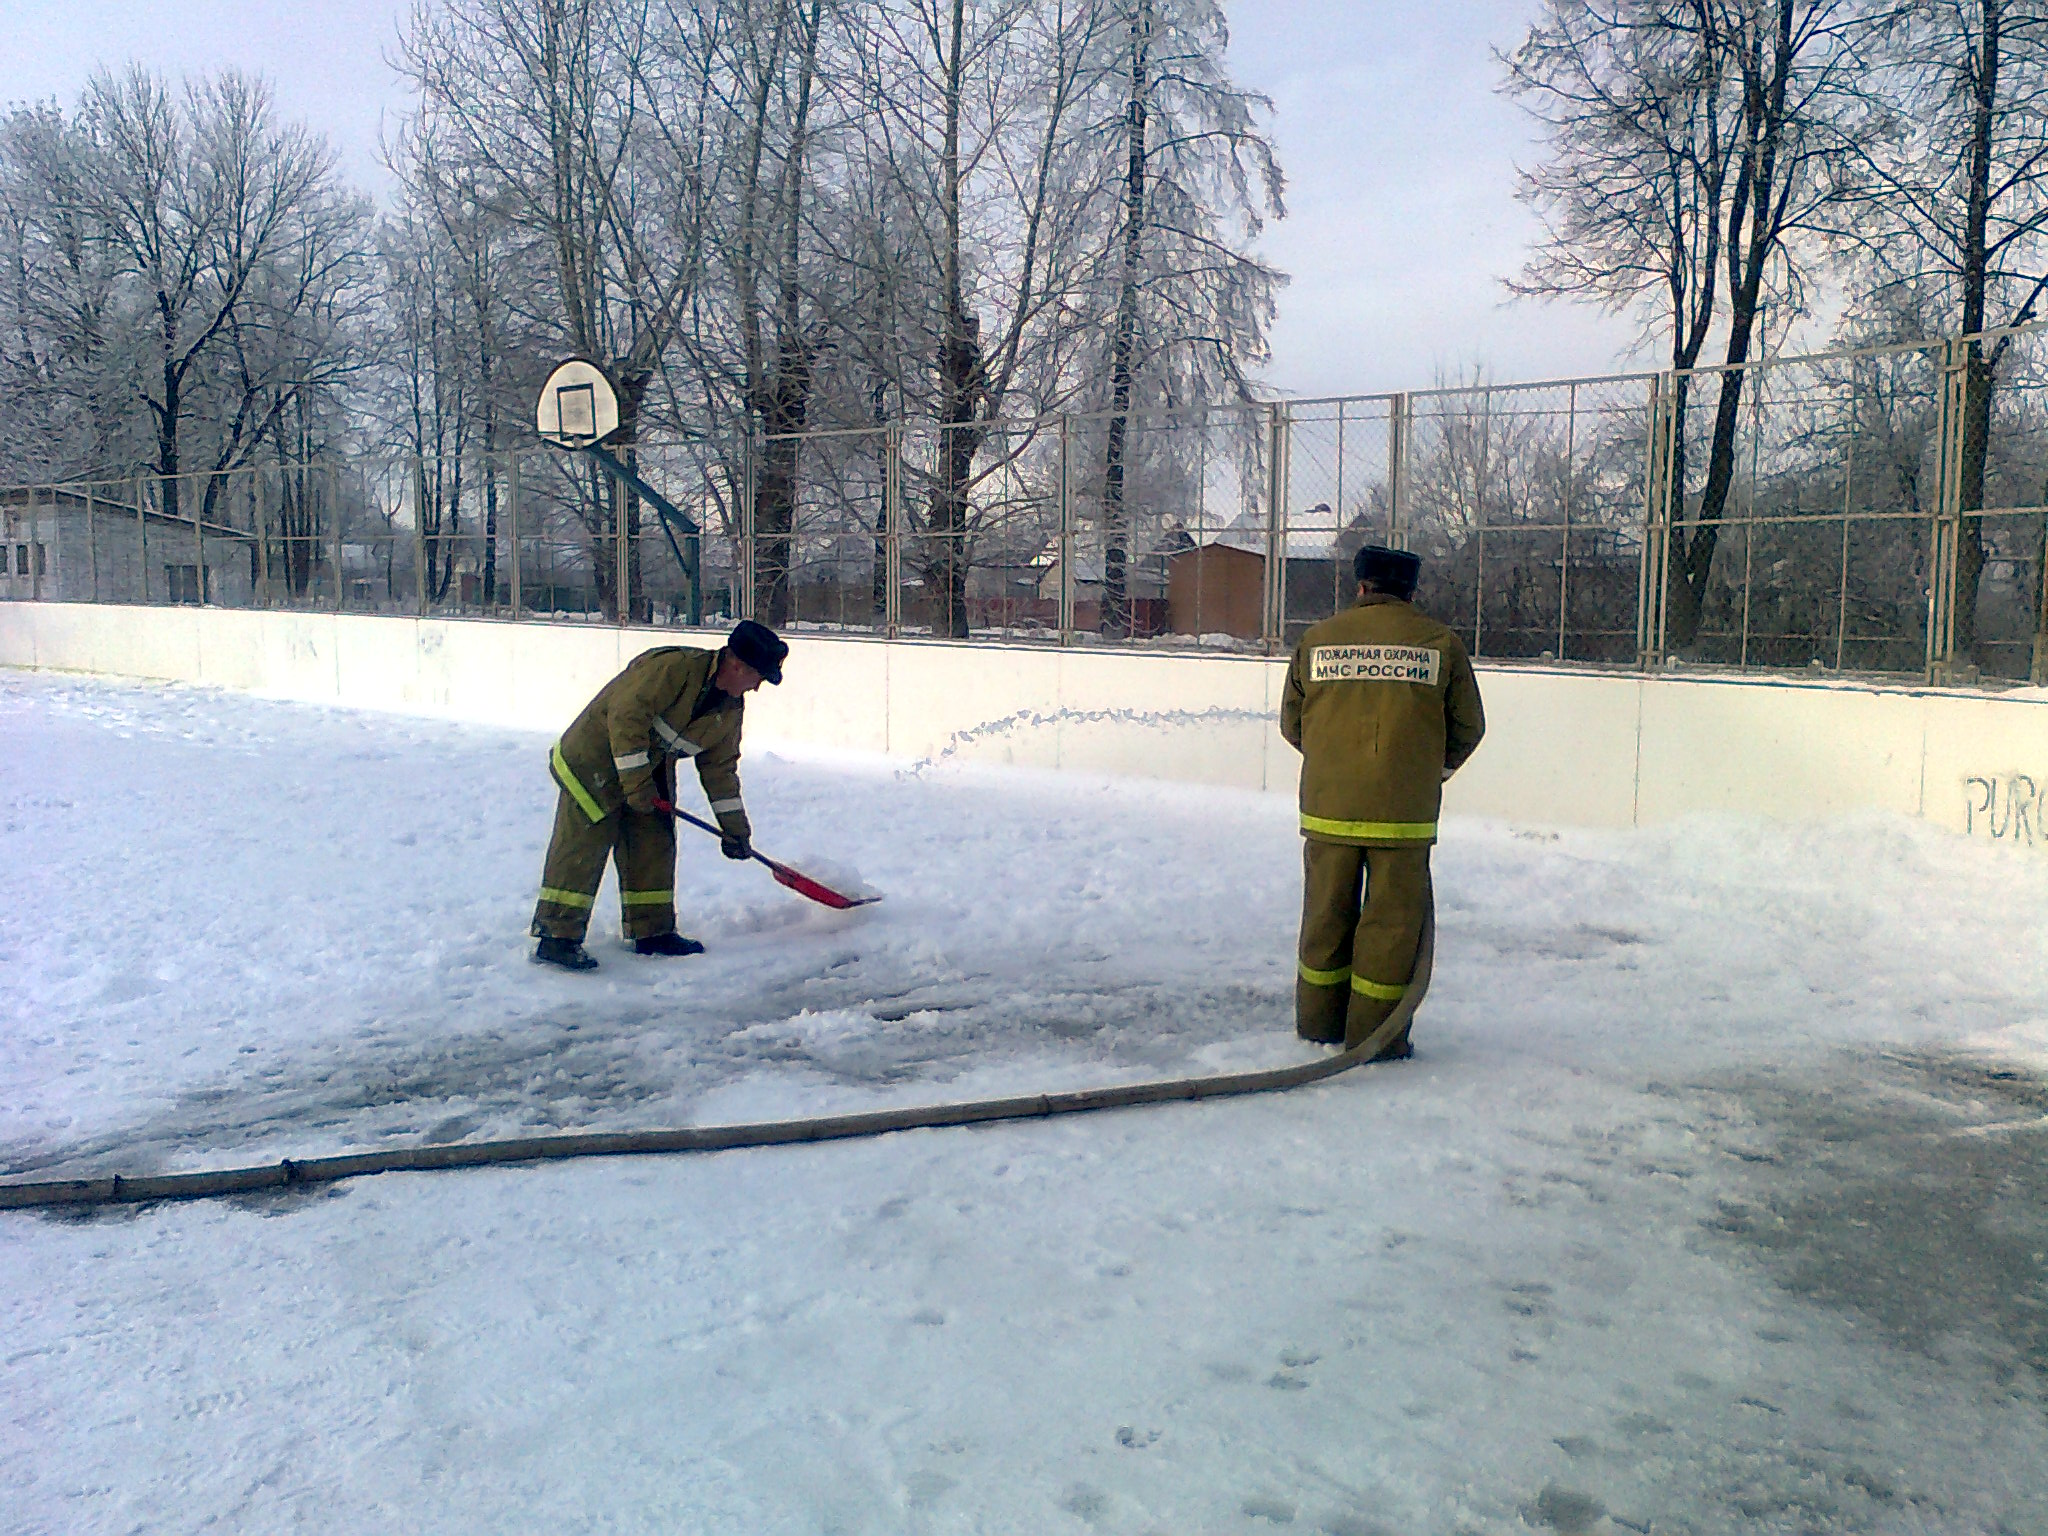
[
  {"left": 579, "top": 442, "right": 702, "bottom": 626},
  {"left": 534, "top": 357, "right": 702, "bottom": 626}
]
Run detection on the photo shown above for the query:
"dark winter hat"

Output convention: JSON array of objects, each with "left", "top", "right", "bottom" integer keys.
[
  {"left": 1353, "top": 544, "right": 1421, "bottom": 600},
  {"left": 727, "top": 619, "right": 788, "bottom": 685}
]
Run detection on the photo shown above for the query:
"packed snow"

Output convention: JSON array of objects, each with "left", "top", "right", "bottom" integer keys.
[{"left": 4, "top": 669, "right": 2048, "bottom": 1534}]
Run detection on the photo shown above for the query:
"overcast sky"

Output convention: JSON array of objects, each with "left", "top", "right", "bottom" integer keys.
[{"left": 0, "top": 0, "right": 1648, "bottom": 399}]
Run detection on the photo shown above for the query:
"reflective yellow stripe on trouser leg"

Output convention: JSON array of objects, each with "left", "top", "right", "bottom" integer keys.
[
  {"left": 617, "top": 804, "right": 679, "bottom": 940},
  {"left": 1344, "top": 845, "right": 1431, "bottom": 1047},
  {"left": 532, "top": 787, "right": 612, "bottom": 940},
  {"left": 1297, "top": 841, "right": 1367, "bottom": 1044},
  {"left": 1350, "top": 975, "right": 1406, "bottom": 1001}
]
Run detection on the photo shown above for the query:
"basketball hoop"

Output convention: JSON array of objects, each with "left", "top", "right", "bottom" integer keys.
[
  {"left": 530, "top": 353, "right": 703, "bottom": 625},
  {"left": 535, "top": 358, "right": 621, "bottom": 449}
]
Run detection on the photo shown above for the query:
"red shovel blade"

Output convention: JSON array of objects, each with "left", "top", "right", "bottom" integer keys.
[
  {"left": 763, "top": 856, "right": 881, "bottom": 910},
  {"left": 672, "top": 806, "right": 878, "bottom": 909}
]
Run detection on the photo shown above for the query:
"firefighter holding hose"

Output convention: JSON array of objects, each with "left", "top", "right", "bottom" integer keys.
[
  {"left": 531, "top": 620, "right": 789, "bottom": 971},
  {"left": 1281, "top": 545, "right": 1485, "bottom": 1054}
]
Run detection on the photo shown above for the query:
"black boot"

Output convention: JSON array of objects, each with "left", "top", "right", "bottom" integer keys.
[
  {"left": 533, "top": 936, "right": 598, "bottom": 971},
  {"left": 634, "top": 933, "right": 705, "bottom": 957}
]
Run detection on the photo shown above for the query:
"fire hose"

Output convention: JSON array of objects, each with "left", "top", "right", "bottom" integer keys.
[{"left": 0, "top": 904, "right": 1433, "bottom": 1214}]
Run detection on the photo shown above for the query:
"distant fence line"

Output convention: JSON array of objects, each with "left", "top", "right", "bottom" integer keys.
[{"left": 6, "top": 327, "right": 2048, "bottom": 685}]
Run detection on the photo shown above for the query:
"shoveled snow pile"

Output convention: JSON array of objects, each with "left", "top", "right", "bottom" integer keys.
[{"left": 763, "top": 851, "right": 882, "bottom": 905}]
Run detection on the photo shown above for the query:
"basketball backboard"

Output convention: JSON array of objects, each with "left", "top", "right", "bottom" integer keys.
[{"left": 535, "top": 358, "right": 621, "bottom": 448}]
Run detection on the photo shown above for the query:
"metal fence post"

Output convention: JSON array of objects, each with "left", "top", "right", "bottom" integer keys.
[
  {"left": 1837, "top": 426, "right": 1854, "bottom": 672},
  {"left": 1057, "top": 414, "right": 1074, "bottom": 644},
  {"left": 739, "top": 430, "right": 758, "bottom": 622},
  {"left": 507, "top": 451, "right": 522, "bottom": 619},
  {"left": 1387, "top": 393, "right": 1410, "bottom": 547},
  {"left": 2034, "top": 512, "right": 2048, "bottom": 685},
  {"left": 1474, "top": 389, "right": 1490, "bottom": 656},
  {"left": 1927, "top": 336, "right": 1968, "bottom": 682},
  {"left": 136, "top": 476, "right": 149, "bottom": 604},
  {"left": 884, "top": 425, "right": 903, "bottom": 639},
  {"left": 1262, "top": 401, "right": 1290, "bottom": 651},
  {"left": 612, "top": 473, "right": 629, "bottom": 625},
  {"left": 1558, "top": 382, "right": 1576, "bottom": 661},
  {"left": 191, "top": 475, "right": 206, "bottom": 604},
  {"left": 329, "top": 465, "right": 344, "bottom": 614},
  {"left": 1333, "top": 397, "right": 1346, "bottom": 533},
  {"left": 86, "top": 482, "right": 99, "bottom": 602},
  {"left": 253, "top": 468, "right": 271, "bottom": 607},
  {"left": 1636, "top": 373, "right": 1677, "bottom": 669},
  {"left": 28, "top": 484, "right": 41, "bottom": 601},
  {"left": 414, "top": 456, "right": 429, "bottom": 617}
]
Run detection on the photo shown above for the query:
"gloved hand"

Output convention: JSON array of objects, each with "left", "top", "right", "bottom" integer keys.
[
  {"left": 720, "top": 835, "right": 751, "bottom": 861},
  {"left": 627, "top": 784, "right": 672, "bottom": 816}
]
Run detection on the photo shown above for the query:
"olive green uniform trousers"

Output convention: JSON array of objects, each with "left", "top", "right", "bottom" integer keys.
[
  {"left": 531, "top": 763, "right": 681, "bottom": 943},
  {"left": 1296, "top": 840, "right": 1430, "bottom": 1048}
]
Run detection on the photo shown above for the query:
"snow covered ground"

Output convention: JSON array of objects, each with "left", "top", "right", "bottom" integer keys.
[{"left": 4, "top": 668, "right": 2048, "bottom": 1535}]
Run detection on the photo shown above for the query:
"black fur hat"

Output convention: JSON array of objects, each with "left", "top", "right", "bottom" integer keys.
[
  {"left": 1353, "top": 544, "right": 1421, "bottom": 599},
  {"left": 727, "top": 619, "right": 787, "bottom": 685}
]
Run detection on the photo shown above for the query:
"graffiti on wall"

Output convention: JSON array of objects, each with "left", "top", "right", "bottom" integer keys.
[{"left": 1964, "top": 775, "right": 2044, "bottom": 843}]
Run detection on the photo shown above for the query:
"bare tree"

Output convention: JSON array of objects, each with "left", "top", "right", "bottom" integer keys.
[
  {"left": 200, "top": 167, "right": 372, "bottom": 529},
  {"left": 0, "top": 104, "right": 126, "bottom": 481},
  {"left": 1836, "top": 0, "right": 2048, "bottom": 669},
  {"left": 401, "top": 124, "right": 535, "bottom": 607},
  {"left": 661, "top": 0, "right": 833, "bottom": 625},
  {"left": 399, "top": 0, "right": 717, "bottom": 618},
  {"left": 1088, "top": 0, "right": 1282, "bottom": 636},
  {"left": 0, "top": 73, "right": 366, "bottom": 520},
  {"left": 76, "top": 67, "right": 344, "bottom": 524},
  {"left": 378, "top": 204, "right": 476, "bottom": 603},
  {"left": 1507, "top": 0, "right": 1896, "bottom": 650},
  {"left": 814, "top": 85, "right": 929, "bottom": 621},
  {"left": 860, "top": 0, "right": 1111, "bottom": 636}
]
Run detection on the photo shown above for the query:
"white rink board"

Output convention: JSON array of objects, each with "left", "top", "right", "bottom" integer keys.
[{"left": 5, "top": 603, "right": 2048, "bottom": 840}]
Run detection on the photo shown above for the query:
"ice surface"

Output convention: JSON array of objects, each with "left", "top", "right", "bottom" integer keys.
[{"left": 4, "top": 671, "right": 2048, "bottom": 1533}]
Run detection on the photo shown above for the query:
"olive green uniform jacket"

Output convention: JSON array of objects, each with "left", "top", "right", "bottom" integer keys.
[
  {"left": 551, "top": 646, "right": 751, "bottom": 841},
  {"left": 1280, "top": 595, "right": 1486, "bottom": 846}
]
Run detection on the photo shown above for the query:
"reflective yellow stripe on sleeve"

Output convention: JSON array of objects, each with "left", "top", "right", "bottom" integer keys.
[
  {"left": 620, "top": 889, "right": 674, "bottom": 907},
  {"left": 1350, "top": 975, "right": 1407, "bottom": 1001},
  {"left": 1299, "top": 813, "right": 1437, "bottom": 841},
  {"left": 551, "top": 743, "right": 607, "bottom": 824},
  {"left": 1298, "top": 960, "right": 1351, "bottom": 987},
  {"left": 653, "top": 718, "right": 702, "bottom": 756},
  {"left": 538, "top": 886, "right": 596, "bottom": 910}
]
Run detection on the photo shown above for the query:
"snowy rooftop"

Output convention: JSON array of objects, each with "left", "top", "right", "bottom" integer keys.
[
  {"left": 1196, "top": 521, "right": 1346, "bottom": 561},
  {"left": 4, "top": 673, "right": 2048, "bottom": 1531}
]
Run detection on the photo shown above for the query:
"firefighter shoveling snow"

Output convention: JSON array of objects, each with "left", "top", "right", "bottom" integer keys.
[{"left": 5, "top": 671, "right": 2048, "bottom": 1534}]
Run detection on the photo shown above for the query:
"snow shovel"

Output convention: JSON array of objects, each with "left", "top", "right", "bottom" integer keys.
[{"left": 672, "top": 806, "right": 881, "bottom": 910}]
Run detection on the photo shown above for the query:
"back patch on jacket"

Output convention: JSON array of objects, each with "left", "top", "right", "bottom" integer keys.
[{"left": 1309, "top": 644, "right": 1441, "bottom": 685}]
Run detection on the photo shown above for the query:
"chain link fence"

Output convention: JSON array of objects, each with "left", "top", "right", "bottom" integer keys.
[{"left": 9, "top": 326, "right": 2048, "bottom": 684}]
